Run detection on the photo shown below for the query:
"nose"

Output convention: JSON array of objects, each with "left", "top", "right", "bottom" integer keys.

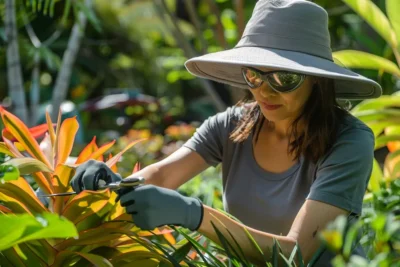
[{"left": 259, "top": 84, "right": 277, "bottom": 98}]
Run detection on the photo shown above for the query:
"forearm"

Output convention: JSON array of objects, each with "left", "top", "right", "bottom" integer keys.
[
  {"left": 126, "top": 164, "right": 170, "bottom": 188},
  {"left": 198, "top": 205, "right": 297, "bottom": 265}
]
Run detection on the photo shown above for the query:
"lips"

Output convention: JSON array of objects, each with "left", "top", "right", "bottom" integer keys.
[{"left": 261, "top": 102, "right": 282, "bottom": 111}]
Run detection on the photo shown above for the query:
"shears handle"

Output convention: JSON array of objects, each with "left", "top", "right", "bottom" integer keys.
[{"left": 97, "top": 176, "right": 145, "bottom": 190}]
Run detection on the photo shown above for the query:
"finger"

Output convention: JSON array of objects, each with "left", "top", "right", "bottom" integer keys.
[
  {"left": 71, "top": 169, "right": 85, "bottom": 193},
  {"left": 125, "top": 205, "right": 138, "bottom": 215},
  {"left": 81, "top": 170, "right": 97, "bottom": 191},
  {"left": 115, "top": 187, "right": 133, "bottom": 202},
  {"left": 121, "top": 199, "right": 135, "bottom": 207},
  {"left": 120, "top": 190, "right": 137, "bottom": 206}
]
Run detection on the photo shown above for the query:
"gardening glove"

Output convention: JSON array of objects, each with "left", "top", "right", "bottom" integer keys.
[
  {"left": 70, "top": 159, "right": 122, "bottom": 193},
  {"left": 119, "top": 184, "right": 204, "bottom": 231}
]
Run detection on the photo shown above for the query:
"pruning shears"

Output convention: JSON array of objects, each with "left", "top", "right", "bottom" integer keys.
[{"left": 42, "top": 173, "right": 145, "bottom": 197}]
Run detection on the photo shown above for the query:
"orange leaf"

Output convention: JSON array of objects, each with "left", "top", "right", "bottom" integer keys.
[
  {"left": 0, "top": 177, "right": 48, "bottom": 213},
  {"left": 2, "top": 123, "right": 51, "bottom": 141},
  {"left": 1, "top": 109, "right": 51, "bottom": 167},
  {"left": 2, "top": 136, "right": 24, "bottom": 158},
  {"left": 31, "top": 172, "right": 53, "bottom": 195},
  {"left": 53, "top": 109, "right": 62, "bottom": 167},
  {"left": 0, "top": 204, "right": 12, "bottom": 214},
  {"left": 75, "top": 136, "right": 98, "bottom": 164},
  {"left": 55, "top": 226, "right": 135, "bottom": 250},
  {"left": 45, "top": 111, "right": 56, "bottom": 147},
  {"left": 387, "top": 141, "right": 400, "bottom": 152},
  {"left": 106, "top": 139, "right": 146, "bottom": 168},
  {"left": 55, "top": 117, "right": 79, "bottom": 166},
  {"left": 0, "top": 142, "right": 17, "bottom": 157},
  {"left": 108, "top": 153, "right": 117, "bottom": 172},
  {"left": 62, "top": 190, "right": 110, "bottom": 225},
  {"left": 0, "top": 192, "right": 32, "bottom": 214},
  {"left": 132, "top": 162, "right": 141, "bottom": 174},
  {"left": 87, "top": 140, "right": 116, "bottom": 161}
]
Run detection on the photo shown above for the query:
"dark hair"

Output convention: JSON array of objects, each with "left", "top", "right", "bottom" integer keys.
[{"left": 229, "top": 77, "right": 349, "bottom": 163}]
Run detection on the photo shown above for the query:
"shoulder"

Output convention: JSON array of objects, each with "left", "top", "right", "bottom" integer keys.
[
  {"left": 317, "top": 113, "right": 374, "bottom": 166},
  {"left": 210, "top": 105, "right": 246, "bottom": 128},
  {"left": 337, "top": 113, "right": 374, "bottom": 143}
]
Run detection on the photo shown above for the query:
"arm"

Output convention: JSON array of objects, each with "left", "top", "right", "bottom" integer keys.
[
  {"left": 127, "top": 146, "right": 210, "bottom": 189},
  {"left": 197, "top": 200, "right": 347, "bottom": 265}
]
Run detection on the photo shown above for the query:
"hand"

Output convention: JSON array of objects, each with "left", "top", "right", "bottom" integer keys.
[
  {"left": 119, "top": 184, "right": 203, "bottom": 231},
  {"left": 70, "top": 159, "right": 122, "bottom": 193}
]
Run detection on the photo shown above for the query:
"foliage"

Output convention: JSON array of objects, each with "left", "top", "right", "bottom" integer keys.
[{"left": 0, "top": 107, "right": 179, "bottom": 266}]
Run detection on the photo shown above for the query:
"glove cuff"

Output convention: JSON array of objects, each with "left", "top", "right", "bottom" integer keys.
[{"left": 185, "top": 197, "right": 204, "bottom": 231}]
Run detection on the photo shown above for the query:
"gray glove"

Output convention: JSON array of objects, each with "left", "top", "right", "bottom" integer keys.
[
  {"left": 119, "top": 184, "right": 203, "bottom": 231},
  {"left": 70, "top": 159, "right": 122, "bottom": 193}
]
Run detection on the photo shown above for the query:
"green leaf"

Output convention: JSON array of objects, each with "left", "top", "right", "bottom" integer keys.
[
  {"left": 368, "top": 159, "right": 383, "bottom": 192},
  {"left": 375, "top": 135, "right": 400, "bottom": 150},
  {"left": 351, "top": 96, "right": 400, "bottom": 112},
  {"left": 342, "top": 0, "right": 397, "bottom": 48},
  {"left": 0, "top": 213, "right": 78, "bottom": 251},
  {"left": 2, "top": 158, "right": 53, "bottom": 175},
  {"left": 332, "top": 50, "right": 400, "bottom": 77},
  {"left": 386, "top": 0, "right": 400, "bottom": 48},
  {"left": 0, "top": 165, "right": 19, "bottom": 182}
]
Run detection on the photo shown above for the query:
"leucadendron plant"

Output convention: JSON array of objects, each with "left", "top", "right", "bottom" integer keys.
[{"left": 0, "top": 107, "right": 183, "bottom": 266}]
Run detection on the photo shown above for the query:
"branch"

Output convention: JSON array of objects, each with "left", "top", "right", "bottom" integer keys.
[
  {"left": 235, "top": 0, "right": 245, "bottom": 38},
  {"left": 184, "top": 1, "right": 208, "bottom": 54},
  {"left": 50, "top": 0, "right": 91, "bottom": 121},
  {"left": 5, "top": 0, "right": 28, "bottom": 122},
  {"left": 204, "top": 0, "right": 228, "bottom": 49},
  {"left": 155, "top": 0, "right": 226, "bottom": 112}
]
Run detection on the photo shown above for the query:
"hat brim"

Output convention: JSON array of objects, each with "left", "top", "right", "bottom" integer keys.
[{"left": 185, "top": 47, "right": 382, "bottom": 100}]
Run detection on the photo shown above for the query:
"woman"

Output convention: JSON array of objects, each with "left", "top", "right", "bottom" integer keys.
[{"left": 71, "top": 0, "right": 381, "bottom": 265}]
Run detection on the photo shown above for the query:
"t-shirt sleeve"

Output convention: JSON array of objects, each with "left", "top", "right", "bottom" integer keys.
[
  {"left": 183, "top": 107, "right": 237, "bottom": 167},
  {"left": 307, "top": 124, "right": 375, "bottom": 215}
]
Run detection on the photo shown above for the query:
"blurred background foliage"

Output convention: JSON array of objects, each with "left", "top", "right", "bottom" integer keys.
[{"left": 1, "top": 0, "right": 400, "bottom": 265}]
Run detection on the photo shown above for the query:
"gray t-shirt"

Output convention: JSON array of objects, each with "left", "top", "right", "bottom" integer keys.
[{"left": 183, "top": 106, "right": 374, "bottom": 266}]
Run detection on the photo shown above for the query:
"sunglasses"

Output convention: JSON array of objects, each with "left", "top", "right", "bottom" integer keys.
[{"left": 241, "top": 67, "right": 306, "bottom": 93}]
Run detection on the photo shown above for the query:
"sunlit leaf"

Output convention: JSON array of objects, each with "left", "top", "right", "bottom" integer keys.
[
  {"left": 106, "top": 139, "right": 146, "bottom": 168},
  {"left": 53, "top": 251, "right": 112, "bottom": 267},
  {"left": 87, "top": 140, "right": 115, "bottom": 161},
  {"left": 342, "top": 0, "right": 397, "bottom": 48},
  {"left": 386, "top": 0, "right": 400, "bottom": 47},
  {"left": 1, "top": 178, "right": 47, "bottom": 212},
  {"left": 55, "top": 117, "right": 79, "bottom": 166},
  {"left": 75, "top": 136, "right": 98, "bottom": 164},
  {"left": 352, "top": 96, "right": 400, "bottom": 112},
  {"left": 0, "top": 164, "right": 19, "bottom": 182},
  {"left": 0, "top": 142, "right": 15, "bottom": 157},
  {"left": 369, "top": 159, "right": 383, "bottom": 192},
  {"left": 333, "top": 50, "right": 400, "bottom": 77},
  {"left": 45, "top": 111, "right": 56, "bottom": 148},
  {"left": 0, "top": 110, "right": 51, "bottom": 168},
  {"left": 3, "top": 157, "right": 53, "bottom": 175},
  {"left": 0, "top": 213, "right": 77, "bottom": 251}
]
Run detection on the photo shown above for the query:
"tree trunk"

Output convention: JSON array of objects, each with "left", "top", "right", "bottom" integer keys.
[
  {"left": 30, "top": 52, "right": 40, "bottom": 126},
  {"left": 5, "top": 0, "right": 28, "bottom": 122},
  {"left": 50, "top": 0, "right": 91, "bottom": 121}
]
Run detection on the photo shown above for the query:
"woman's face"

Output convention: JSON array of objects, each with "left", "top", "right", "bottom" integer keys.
[{"left": 247, "top": 68, "right": 315, "bottom": 123}]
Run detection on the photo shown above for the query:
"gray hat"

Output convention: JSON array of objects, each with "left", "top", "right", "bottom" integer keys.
[{"left": 185, "top": 0, "right": 382, "bottom": 100}]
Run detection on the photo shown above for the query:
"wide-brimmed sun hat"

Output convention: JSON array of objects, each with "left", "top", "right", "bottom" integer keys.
[{"left": 184, "top": 0, "right": 382, "bottom": 100}]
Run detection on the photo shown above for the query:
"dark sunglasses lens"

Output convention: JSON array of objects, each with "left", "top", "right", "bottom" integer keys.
[
  {"left": 242, "top": 68, "right": 262, "bottom": 88},
  {"left": 267, "top": 72, "right": 303, "bottom": 92}
]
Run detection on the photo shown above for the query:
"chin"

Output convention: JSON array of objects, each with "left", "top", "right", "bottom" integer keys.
[{"left": 260, "top": 111, "right": 287, "bottom": 122}]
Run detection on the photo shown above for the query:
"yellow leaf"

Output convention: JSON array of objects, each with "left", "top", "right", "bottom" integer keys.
[
  {"left": 106, "top": 139, "right": 146, "bottom": 168},
  {"left": 75, "top": 136, "right": 98, "bottom": 164},
  {"left": 1, "top": 109, "right": 51, "bottom": 168},
  {"left": 0, "top": 178, "right": 47, "bottom": 213},
  {"left": 87, "top": 140, "right": 116, "bottom": 161},
  {"left": 56, "top": 117, "right": 79, "bottom": 166},
  {"left": 45, "top": 111, "right": 56, "bottom": 147}
]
